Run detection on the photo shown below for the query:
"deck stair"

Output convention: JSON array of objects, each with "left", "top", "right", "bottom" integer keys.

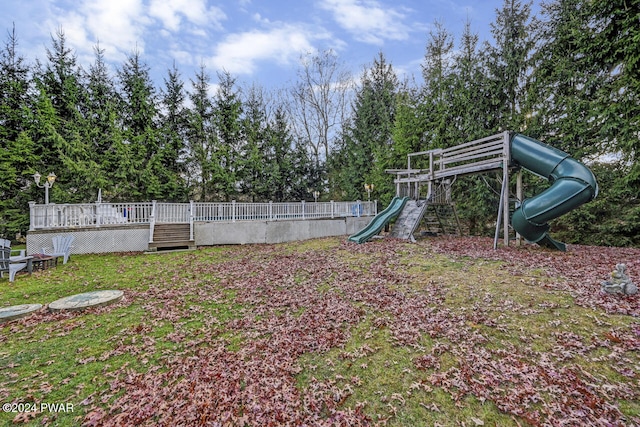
[
  {"left": 149, "top": 223, "right": 195, "bottom": 251},
  {"left": 390, "top": 199, "right": 429, "bottom": 240}
]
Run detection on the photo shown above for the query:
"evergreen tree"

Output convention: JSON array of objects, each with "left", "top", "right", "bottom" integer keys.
[
  {"left": 37, "top": 28, "right": 94, "bottom": 202},
  {"left": 240, "top": 84, "right": 268, "bottom": 201},
  {"left": 158, "top": 63, "right": 188, "bottom": 201},
  {"left": 331, "top": 52, "right": 398, "bottom": 205},
  {"left": 263, "top": 106, "right": 306, "bottom": 202},
  {"left": 579, "top": 0, "right": 640, "bottom": 181},
  {"left": 527, "top": 0, "right": 599, "bottom": 155},
  {"left": 185, "top": 64, "right": 217, "bottom": 201},
  {"left": 84, "top": 42, "right": 121, "bottom": 199},
  {"left": 450, "top": 19, "right": 491, "bottom": 141},
  {"left": 421, "top": 20, "right": 455, "bottom": 149},
  {"left": 449, "top": 19, "right": 500, "bottom": 235},
  {"left": 0, "top": 25, "right": 36, "bottom": 237},
  {"left": 213, "top": 70, "right": 243, "bottom": 201},
  {"left": 482, "top": 0, "right": 537, "bottom": 132},
  {"left": 117, "top": 49, "right": 161, "bottom": 200}
]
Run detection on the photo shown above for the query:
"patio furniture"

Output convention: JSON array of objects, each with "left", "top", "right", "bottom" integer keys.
[
  {"left": 31, "top": 254, "right": 58, "bottom": 270},
  {"left": 41, "top": 234, "right": 74, "bottom": 264},
  {"left": 1, "top": 239, "right": 28, "bottom": 282}
]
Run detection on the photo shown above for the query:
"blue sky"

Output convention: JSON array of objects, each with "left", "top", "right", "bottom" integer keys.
[{"left": 1, "top": 0, "right": 541, "bottom": 90}]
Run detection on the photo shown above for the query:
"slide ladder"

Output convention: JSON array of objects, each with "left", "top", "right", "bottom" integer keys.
[{"left": 390, "top": 199, "right": 430, "bottom": 240}]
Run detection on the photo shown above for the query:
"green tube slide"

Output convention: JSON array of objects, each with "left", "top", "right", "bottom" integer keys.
[
  {"left": 510, "top": 134, "right": 598, "bottom": 251},
  {"left": 348, "top": 196, "right": 409, "bottom": 244}
]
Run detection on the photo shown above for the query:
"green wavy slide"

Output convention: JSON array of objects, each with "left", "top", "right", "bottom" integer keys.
[{"left": 348, "top": 196, "right": 409, "bottom": 244}]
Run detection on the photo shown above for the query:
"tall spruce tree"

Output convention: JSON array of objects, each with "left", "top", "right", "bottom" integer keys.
[
  {"left": 549, "top": 0, "right": 640, "bottom": 245},
  {"left": 421, "top": 20, "right": 455, "bottom": 149},
  {"left": 185, "top": 64, "right": 217, "bottom": 201},
  {"left": 450, "top": 19, "right": 500, "bottom": 235},
  {"left": 84, "top": 42, "right": 121, "bottom": 199},
  {"left": 331, "top": 52, "right": 398, "bottom": 204},
  {"left": 37, "top": 28, "right": 94, "bottom": 202},
  {"left": 450, "top": 19, "right": 490, "bottom": 141},
  {"left": 240, "top": 84, "right": 268, "bottom": 201},
  {"left": 158, "top": 63, "right": 188, "bottom": 201},
  {"left": 482, "top": 0, "right": 537, "bottom": 132},
  {"left": 0, "top": 25, "right": 35, "bottom": 237},
  {"left": 527, "top": 0, "right": 599, "bottom": 155},
  {"left": 213, "top": 70, "right": 243, "bottom": 201},
  {"left": 263, "top": 106, "right": 307, "bottom": 202},
  {"left": 579, "top": 0, "right": 640, "bottom": 176},
  {"left": 117, "top": 49, "right": 161, "bottom": 200}
]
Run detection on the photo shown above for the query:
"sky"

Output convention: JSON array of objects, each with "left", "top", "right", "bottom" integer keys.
[{"left": 1, "top": 0, "right": 542, "bottom": 91}]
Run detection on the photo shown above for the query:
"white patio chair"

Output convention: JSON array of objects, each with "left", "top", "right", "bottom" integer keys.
[{"left": 41, "top": 235, "right": 74, "bottom": 264}]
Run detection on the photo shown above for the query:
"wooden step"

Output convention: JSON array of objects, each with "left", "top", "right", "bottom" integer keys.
[{"left": 150, "top": 223, "right": 195, "bottom": 251}]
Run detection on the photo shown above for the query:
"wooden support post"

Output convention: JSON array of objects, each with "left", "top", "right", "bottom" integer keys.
[
  {"left": 502, "top": 131, "right": 511, "bottom": 247},
  {"left": 503, "top": 166, "right": 510, "bottom": 247},
  {"left": 516, "top": 170, "right": 523, "bottom": 246}
]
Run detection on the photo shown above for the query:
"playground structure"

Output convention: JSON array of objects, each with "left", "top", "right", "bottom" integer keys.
[{"left": 349, "top": 131, "right": 598, "bottom": 250}]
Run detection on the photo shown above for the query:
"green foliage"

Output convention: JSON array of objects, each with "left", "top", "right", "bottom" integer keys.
[
  {"left": 213, "top": 71, "right": 243, "bottom": 201},
  {"left": 553, "top": 161, "right": 640, "bottom": 246},
  {"left": 330, "top": 52, "right": 398, "bottom": 205}
]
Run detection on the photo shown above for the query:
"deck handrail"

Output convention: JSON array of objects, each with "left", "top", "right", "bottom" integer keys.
[{"left": 28, "top": 200, "right": 377, "bottom": 230}]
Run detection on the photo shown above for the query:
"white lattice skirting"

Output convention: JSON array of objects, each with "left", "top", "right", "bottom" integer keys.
[{"left": 27, "top": 225, "right": 150, "bottom": 255}]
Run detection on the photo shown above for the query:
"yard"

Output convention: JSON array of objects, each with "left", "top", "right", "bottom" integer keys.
[{"left": 1, "top": 236, "right": 639, "bottom": 426}]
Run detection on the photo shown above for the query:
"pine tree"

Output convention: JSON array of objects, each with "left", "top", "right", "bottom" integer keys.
[
  {"left": 450, "top": 19, "right": 500, "bottom": 235},
  {"left": 331, "top": 52, "right": 398, "bottom": 204},
  {"left": 263, "top": 106, "right": 302, "bottom": 202},
  {"left": 527, "top": 0, "right": 598, "bottom": 156},
  {"left": 214, "top": 70, "right": 243, "bottom": 201},
  {"left": 84, "top": 42, "right": 121, "bottom": 200},
  {"left": 0, "top": 25, "right": 36, "bottom": 237},
  {"left": 185, "top": 64, "right": 217, "bottom": 201},
  {"left": 482, "top": 0, "right": 537, "bottom": 132},
  {"left": 37, "top": 28, "right": 94, "bottom": 202},
  {"left": 421, "top": 20, "right": 455, "bottom": 149},
  {"left": 117, "top": 49, "right": 161, "bottom": 200},
  {"left": 240, "top": 84, "right": 268, "bottom": 201},
  {"left": 579, "top": 0, "right": 640, "bottom": 178},
  {"left": 158, "top": 63, "right": 188, "bottom": 201},
  {"left": 450, "top": 19, "right": 490, "bottom": 142}
]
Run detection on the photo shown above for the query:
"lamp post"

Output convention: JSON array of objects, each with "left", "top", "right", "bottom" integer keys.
[
  {"left": 364, "top": 183, "right": 374, "bottom": 202},
  {"left": 313, "top": 190, "right": 319, "bottom": 203},
  {"left": 33, "top": 172, "right": 56, "bottom": 204}
]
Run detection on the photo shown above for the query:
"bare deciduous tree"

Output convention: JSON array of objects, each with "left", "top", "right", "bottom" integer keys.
[{"left": 287, "top": 50, "right": 352, "bottom": 169}]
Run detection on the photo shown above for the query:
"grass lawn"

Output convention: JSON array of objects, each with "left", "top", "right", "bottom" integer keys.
[{"left": 1, "top": 236, "right": 639, "bottom": 426}]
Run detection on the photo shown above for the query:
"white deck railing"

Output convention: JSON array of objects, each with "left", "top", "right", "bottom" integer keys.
[{"left": 29, "top": 200, "right": 377, "bottom": 230}]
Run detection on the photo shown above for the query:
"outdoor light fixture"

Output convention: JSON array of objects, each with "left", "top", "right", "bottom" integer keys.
[
  {"left": 364, "top": 183, "right": 374, "bottom": 201},
  {"left": 313, "top": 190, "right": 320, "bottom": 203},
  {"left": 33, "top": 172, "right": 56, "bottom": 204}
]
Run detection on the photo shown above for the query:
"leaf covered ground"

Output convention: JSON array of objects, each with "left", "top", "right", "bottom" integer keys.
[{"left": 1, "top": 236, "right": 639, "bottom": 426}]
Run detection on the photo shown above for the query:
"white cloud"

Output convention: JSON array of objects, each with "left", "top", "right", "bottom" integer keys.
[
  {"left": 207, "top": 24, "right": 328, "bottom": 75},
  {"left": 45, "top": 0, "right": 150, "bottom": 63},
  {"left": 148, "top": 0, "right": 226, "bottom": 32},
  {"left": 318, "top": 0, "right": 411, "bottom": 44}
]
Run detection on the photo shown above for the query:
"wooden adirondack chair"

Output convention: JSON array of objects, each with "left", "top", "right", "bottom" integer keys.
[
  {"left": 42, "top": 235, "right": 74, "bottom": 264},
  {"left": 1, "top": 239, "right": 27, "bottom": 282}
]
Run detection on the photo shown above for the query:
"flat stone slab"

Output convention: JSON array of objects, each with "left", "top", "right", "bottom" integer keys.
[
  {"left": 49, "top": 290, "right": 124, "bottom": 312},
  {"left": 0, "top": 304, "right": 43, "bottom": 323}
]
